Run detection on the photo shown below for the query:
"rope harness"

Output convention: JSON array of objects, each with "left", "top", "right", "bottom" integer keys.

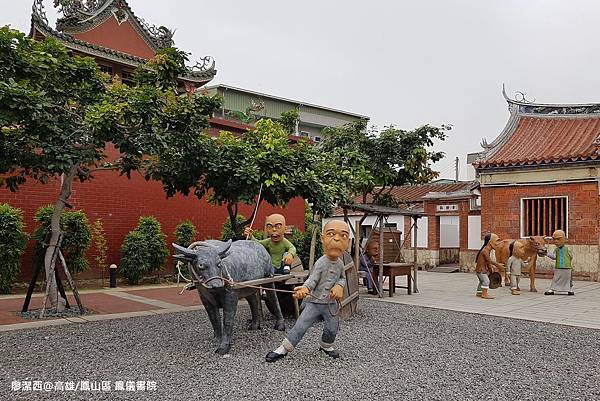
[{"left": 179, "top": 264, "right": 341, "bottom": 317}]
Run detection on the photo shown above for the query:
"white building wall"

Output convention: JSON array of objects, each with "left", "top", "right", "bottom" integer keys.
[
  {"left": 440, "top": 215, "right": 460, "bottom": 248},
  {"left": 468, "top": 215, "right": 482, "bottom": 250}
]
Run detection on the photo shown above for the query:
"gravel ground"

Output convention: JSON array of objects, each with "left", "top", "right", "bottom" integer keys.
[
  {"left": 1, "top": 299, "right": 599, "bottom": 401},
  {"left": 18, "top": 307, "right": 96, "bottom": 320}
]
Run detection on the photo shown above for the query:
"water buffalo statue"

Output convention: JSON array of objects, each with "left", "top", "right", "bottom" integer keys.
[{"left": 173, "top": 239, "right": 285, "bottom": 355}]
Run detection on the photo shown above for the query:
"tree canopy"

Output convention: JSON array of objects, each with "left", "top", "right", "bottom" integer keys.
[
  {"left": 148, "top": 118, "right": 334, "bottom": 238},
  {"left": 320, "top": 120, "right": 449, "bottom": 206},
  {"left": 0, "top": 26, "right": 220, "bottom": 309}
]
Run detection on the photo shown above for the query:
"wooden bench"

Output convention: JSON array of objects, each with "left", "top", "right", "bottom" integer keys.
[{"left": 370, "top": 262, "right": 412, "bottom": 296}]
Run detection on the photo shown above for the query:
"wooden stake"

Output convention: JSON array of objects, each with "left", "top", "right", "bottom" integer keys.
[
  {"left": 308, "top": 213, "right": 320, "bottom": 272},
  {"left": 58, "top": 250, "right": 84, "bottom": 314}
]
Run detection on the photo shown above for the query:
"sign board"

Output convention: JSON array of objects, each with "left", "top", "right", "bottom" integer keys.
[{"left": 436, "top": 204, "right": 458, "bottom": 212}]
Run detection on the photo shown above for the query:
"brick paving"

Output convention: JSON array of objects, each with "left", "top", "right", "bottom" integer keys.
[{"left": 0, "top": 284, "right": 201, "bottom": 331}]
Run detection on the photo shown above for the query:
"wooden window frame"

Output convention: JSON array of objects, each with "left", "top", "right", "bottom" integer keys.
[{"left": 519, "top": 196, "right": 568, "bottom": 238}]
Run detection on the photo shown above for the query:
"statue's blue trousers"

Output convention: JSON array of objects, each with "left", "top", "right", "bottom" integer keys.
[{"left": 285, "top": 302, "right": 339, "bottom": 349}]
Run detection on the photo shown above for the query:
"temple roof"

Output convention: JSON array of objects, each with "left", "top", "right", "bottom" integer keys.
[
  {"left": 31, "top": 0, "right": 216, "bottom": 84},
  {"left": 475, "top": 87, "right": 600, "bottom": 169},
  {"left": 53, "top": 0, "right": 174, "bottom": 50}
]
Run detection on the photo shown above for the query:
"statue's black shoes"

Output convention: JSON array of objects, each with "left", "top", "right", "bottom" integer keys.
[
  {"left": 319, "top": 348, "right": 340, "bottom": 359},
  {"left": 265, "top": 351, "right": 286, "bottom": 362},
  {"left": 544, "top": 291, "right": 554, "bottom": 295},
  {"left": 568, "top": 292, "right": 575, "bottom": 296}
]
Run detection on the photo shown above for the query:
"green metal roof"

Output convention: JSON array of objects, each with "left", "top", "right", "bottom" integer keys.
[{"left": 205, "top": 84, "right": 369, "bottom": 123}]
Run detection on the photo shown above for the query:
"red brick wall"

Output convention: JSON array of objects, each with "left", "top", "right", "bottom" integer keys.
[
  {"left": 0, "top": 170, "right": 305, "bottom": 281},
  {"left": 480, "top": 182, "right": 599, "bottom": 244}
]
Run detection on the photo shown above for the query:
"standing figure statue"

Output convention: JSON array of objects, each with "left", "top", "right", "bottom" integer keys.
[
  {"left": 475, "top": 233, "right": 505, "bottom": 299},
  {"left": 544, "top": 230, "right": 575, "bottom": 296},
  {"left": 265, "top": 220, "right": 349, "bottom": 362},
  {"left": 506, "top": 241, "right": 528, "bottom": 296},
  {"left": 359, "top": 240, "right": 378, "bottom": 294},
  {"left": 245, "top": 213, "right": 296, "bottom": 275}
]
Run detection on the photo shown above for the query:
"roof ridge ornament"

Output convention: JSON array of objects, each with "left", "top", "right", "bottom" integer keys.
[
  {"left": 32, "top": 0, "right": 49, "bottom": 25},
  {"left": 53, "top": 0, "right": 107, "bottom": 18},
  {"left": 480, "top": 138, "right": 493, "bottom": 150},
  {"left": 190, "top": 56, "right": 216, "bottom": 73},
  {"left": 514, "top": 91, "right": 536, "bottom": 103},
  {"left": 136, "top": 17, "right": 174, "bottom": 48}
]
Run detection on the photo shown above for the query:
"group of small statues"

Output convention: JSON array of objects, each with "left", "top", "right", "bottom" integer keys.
[
  {"left": 173, "top": 213, "right": 349, "bottom": 360},
  {"left": 475, "top": 230, "right": 574, "bottom": 299}
]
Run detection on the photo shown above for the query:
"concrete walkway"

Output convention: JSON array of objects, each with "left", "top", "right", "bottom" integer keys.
[{"left": 367, "top": 271, "right": 600, "bottom": 330}]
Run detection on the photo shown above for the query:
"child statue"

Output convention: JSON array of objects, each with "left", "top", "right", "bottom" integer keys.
[
  {"left": 506, "top": 242, "right": 528, "bottom": 295},
  {"left": 265, "top": 220, "right": 349, "bottom": 362},
  {"left": 245, "top": 213, "right": 296, "bottom": 275},
  {"left": 544, "top": 230, "right": 574, "bottom": 296}
]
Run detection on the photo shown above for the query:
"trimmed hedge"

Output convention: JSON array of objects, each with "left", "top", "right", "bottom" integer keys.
[
  {"left": 33, "top": 205, "right": 92, "bottom": 275},
  {"left": 174, "top": 220, "right": 196, "bottom": 279},
  {"left": 0, "top": 204, "right": 28, "bottom": 294},
  {"left": 174, "top": 220, "right": 196, "bottom": 247},
  {"left": 121, "top": 216, "right": 168, "bottom": 285}
]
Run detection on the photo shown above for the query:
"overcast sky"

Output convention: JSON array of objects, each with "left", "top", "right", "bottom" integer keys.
[{"left": 5, "top": 1, "right": 600, "bottom": 179}]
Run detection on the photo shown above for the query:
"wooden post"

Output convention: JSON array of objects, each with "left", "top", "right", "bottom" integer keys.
[
  {"left": 354, "top": 219, "right": 362, "bottom": 288},
  {"left": 58, "top": 250, "right": 85, "bottom": 314},
  {"left": 413, "top": 216, "right": 419, "bottom": 293},
  {"left": 378, "top": 214, "right": 384, "bottom": 298},
  {"left": 308, "top": 213, "right": 320, "bottom": 272},
  {"left": 21, "top": 261, "right": 43, "bottom": 313}
]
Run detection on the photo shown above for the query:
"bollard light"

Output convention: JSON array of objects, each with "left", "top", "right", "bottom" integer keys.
[{"left": 109, "top": 264, "right": 118, "bottom": 288}]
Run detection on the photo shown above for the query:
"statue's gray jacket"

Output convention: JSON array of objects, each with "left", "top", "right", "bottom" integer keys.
[{"left": 303, "top": 255, "right": 346, "bottom": 304}]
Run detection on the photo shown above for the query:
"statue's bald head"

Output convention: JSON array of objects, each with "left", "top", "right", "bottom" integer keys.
[
  {"left": 322, "top": 220, "right": 350, "bottom": 260},
  {"left": 552, "top": 229, "right": 566, "bottom": 247},
  {"left": 265, "top": 214, "right": 287, "bottom": 243}
]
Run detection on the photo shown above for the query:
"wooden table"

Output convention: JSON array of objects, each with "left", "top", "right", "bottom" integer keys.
[{"left": 370, "top": 262, "right": 412, "bottom": 297}]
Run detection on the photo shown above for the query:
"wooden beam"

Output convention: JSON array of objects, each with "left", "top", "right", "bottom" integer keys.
[
  {"left": 413, "top": 216, "right": 419, "bottom": 293},
  {"left": 378, "top": 214, "right": 384, "bottom": 298},
  {"left": 231, "top": 274, "right": 294, "bottom": 289},
  {"left": 339, "top": 291, "right": 359, "bottom": 307}
]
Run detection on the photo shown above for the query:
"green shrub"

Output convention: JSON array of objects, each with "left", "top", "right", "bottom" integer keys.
[
  {"left": 174, "top": 220, "right": 196, "bottom": 279},
  {"left": 221, "top": 215, "right": 246, "bottom": 241},
  {"left": 0, "top": 204, "right": 29, "bottom": 294},
  {"left": 33, "top": 205, "right": 92, "bottom": 275},
  {"left": 291, "top": 227, "right": 322, "bottom": 270},
  {"left": 221, "top": 214, "right": 266, "bottom": 241},
  {"left": 120, "top": 231, "right": 149, "bottom": 285},
  {"left": 290, "top": 203, "right": 322, "bottom": 269},
  {"left": 174, "top": 220, "right": 196, "bottom": 247},
  {"left": 121, "top": 216, "right": 168, "bottom": 285},
  {"left": 137, "top": 217, "right": 169, "bottom": 273}
]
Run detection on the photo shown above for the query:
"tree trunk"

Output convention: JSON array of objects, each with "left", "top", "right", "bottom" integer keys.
[
  {"left": 43, "top": 166, "right": 78, "bottom": 312},
  {"left": 226, "top": 203, "right": 239, "bottom": 240}
]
